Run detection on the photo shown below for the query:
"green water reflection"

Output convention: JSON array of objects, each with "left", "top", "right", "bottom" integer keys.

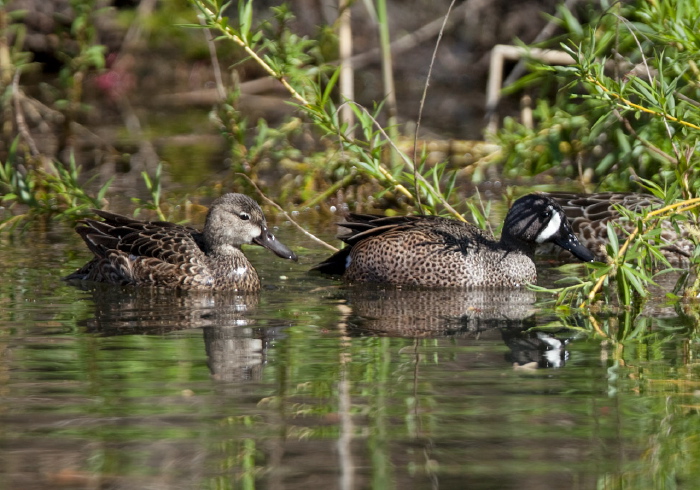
[{"left": 0, "top": 226, "right": 699, "bottom": 489}]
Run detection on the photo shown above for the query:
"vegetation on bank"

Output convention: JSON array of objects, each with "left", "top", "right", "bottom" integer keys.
[
  {"left": 0, "top": 0, "right": 699, "bottom": 312},
  {"left": 499, "top": 0, "right": 700, "bottom": 308}
]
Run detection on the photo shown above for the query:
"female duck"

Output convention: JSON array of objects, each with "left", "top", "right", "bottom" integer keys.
[
  {"left": 65, "top": 193, "right": 297, "bottom": 291},
  {"left": 541, "top": 192, "right": 695, "bottom": 265},
  {"left": 314, "top": 193, "right": 595, "bottom": 288}
]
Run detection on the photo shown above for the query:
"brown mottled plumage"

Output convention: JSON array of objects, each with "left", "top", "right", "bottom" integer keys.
[
  {"left": 313, "top": 193, "right": 595, "bottom": 288},
  {"left": 65, "top": 193, "right": 297, "bottom": 291},
  {"left": 540, "top": 192, "right": 696, "bottom": 265}
]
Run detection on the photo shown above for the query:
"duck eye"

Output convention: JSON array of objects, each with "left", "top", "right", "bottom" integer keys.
[{"left": 239, "top": 212, "right": 250, "bottom": 221}]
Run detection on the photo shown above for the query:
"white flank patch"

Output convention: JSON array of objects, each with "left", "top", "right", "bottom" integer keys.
[
  {"left": 345, "top": 255, "right": 353, "bottom": 268},
  {"left": 535, "top": 208, "right": 562, "bottom": 243},
  {"left": 544, "top": 349, "right": 564, "bottom": 368},
  {"left": 235, "top": 266, "right": 248, "bottom": 276},
  {"left": 537, "top": 332, "right": 563, "bottom": 349}
]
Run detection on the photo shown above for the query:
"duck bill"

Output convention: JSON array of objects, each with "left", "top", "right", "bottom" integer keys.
[
  {"left": 254, "top": 227, "right": 298, "bottom": 261},
  {"left": 553, "top": 231, "right": 596, "bottom": 263}
]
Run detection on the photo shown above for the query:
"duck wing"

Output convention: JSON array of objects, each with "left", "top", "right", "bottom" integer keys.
[
  {"left": 312, "top": 213, "right": 489, "bottom": 275},
  {"left": 337, "top": 213, "right": 485, "bottom": 246},
  {"left": 76, "top": 210, "right": 206, "bottom": 266}
]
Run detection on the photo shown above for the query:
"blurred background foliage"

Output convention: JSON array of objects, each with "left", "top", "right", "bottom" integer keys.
[
  {"left": 495, "top": 0, "right": 700, "bottom": 194},
  {"left": 0, "top": 1, "right": 599, "bottom": 210},
  {"left": 0, "top": 0, "right": 698, "bottom": 224}
]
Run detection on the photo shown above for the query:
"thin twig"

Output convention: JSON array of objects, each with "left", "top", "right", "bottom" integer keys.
[
  {"left": 613, "top": 13, "right": 683, "bottom": 161},
  {"left": 198, "top": 14, "right": 226, "bottom": 100},
  {"left": 412, "top": 0, "right": 457, "bottom": 215},
  {"left": 613, "top": 110, "right": 677, "bottom": 165},
  {"left": 587, "top": 315, "right": 607, "bottom": 337},
  {"left": 585, "top": 75, "right": 700, "bottom": 131},
  {"left": 501, "top": 0, "right": 583, "bottom": 88},
  {"left": 337, "top": 101, "right": 467, "bottom": 221},
  {"left": 196, "top": 2, "right": 310, "bottom": 107},
  {"left": 12, "top": 71, "right": 40, "bottom": 157},
  {"left": 235, "top": 173, "right": 339, "bottom": 252}
]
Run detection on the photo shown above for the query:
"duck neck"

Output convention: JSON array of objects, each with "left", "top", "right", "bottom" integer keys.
[
  {"left": 499, "top": 231, "right": 536, "bottom": 257},
  {"left": 202, "top": 219, "right": 246, "bottom": 257},
  {"left": 207, "top": 242, "right": 245, "bottom": 257}
]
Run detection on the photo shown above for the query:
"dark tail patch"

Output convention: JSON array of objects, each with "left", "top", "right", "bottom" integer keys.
[{"left": 311, "top": 247, "right": 352, "bottom": 276}]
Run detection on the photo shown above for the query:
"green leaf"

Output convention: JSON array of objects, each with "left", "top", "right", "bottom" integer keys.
[
  {"left": 624, "top": 266, "right": 650, "bottom": 297},
  {"left": 606, "top": 222, "right": 620, "bottom": 254},
  {"left": 321, "top": 67, "right": 340, "bottom": 107},
  {"left": 239, "top": 0, "right": 253, "bottom": 40}
]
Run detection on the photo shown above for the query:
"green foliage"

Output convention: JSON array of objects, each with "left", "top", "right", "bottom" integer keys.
[
  {"left": 56, "top": 0, "right": 107, "bottom": 116},
  {"left": 131, "top": 161, "right": 167, "bottom": 220},
  {"left": 492, "top": 0, "right": 700, "bottom": 308},
  {"left": 0, "top": 138, "right": 112, "bottom": 230},
  {"left": 0, "top": 1, "right": 114, "bottom": 231},
  {"left": 496, "top": 0, "right": 700, "bottom": 192},
  {"left": 191, "top": 0, "right": 465, "bottom": 219},
  {"left": 534, "top": 187, "right": 700, "bottom": 311}
]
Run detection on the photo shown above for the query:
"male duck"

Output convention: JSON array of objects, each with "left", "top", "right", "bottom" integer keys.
[
  {"left": 313, "top": 193, "right": 595, "bottom": 288},
  {"left": 65, "top": 193, "right": 297, "bottom": 291},
  {"left": 541, "top": 192, "right": 695, "bottom": 265}
]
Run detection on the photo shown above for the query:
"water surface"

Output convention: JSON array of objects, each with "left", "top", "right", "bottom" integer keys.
[{"left": 0, "top": 220, "right": 699, "bottom": 489}]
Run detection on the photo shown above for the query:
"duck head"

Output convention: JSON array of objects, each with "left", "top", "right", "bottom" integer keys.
[
  {"left": 204, "top": 193, "right": 298, "bottom": 261},
  {"left": 502, "top": 193, "right": 596, "bottom": 262}
]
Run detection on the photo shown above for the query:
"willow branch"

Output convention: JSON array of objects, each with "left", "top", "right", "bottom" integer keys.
[
  {"left": 195, "top": 2, "right": 310, "bottom": 107},
  {"left": 580, "top": 198, "right": 700, "bottom": 308},
  {"left": 236, "top": 173, "right": 339, "bottom": 252},
  {"left": 338, "top": 101, "right": 466, "bottom": 221},
  {"left": 586, "top": 75, "right": 700, "bottom": 131}
]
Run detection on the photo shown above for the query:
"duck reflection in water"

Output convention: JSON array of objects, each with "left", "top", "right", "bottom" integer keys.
[
  {"left": 77, "top": 284, "right": 285, "bottom": 382},
  {"left": 335, "top": 286, "right": 576, "bottom": 369},
  {"left": 75, "top": 283, "right": 577, "bottom": 379}
]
